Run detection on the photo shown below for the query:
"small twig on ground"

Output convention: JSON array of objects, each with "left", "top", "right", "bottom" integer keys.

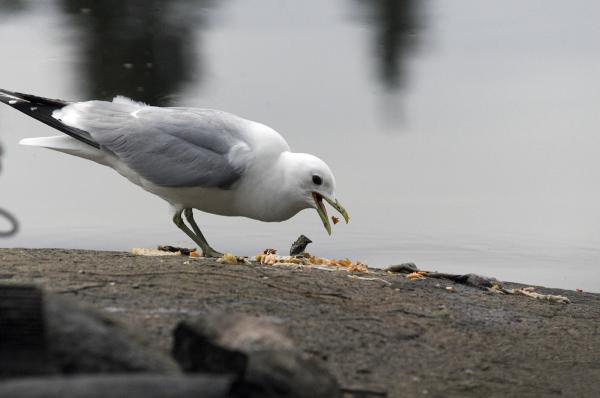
[
  {"left": 348, "top": 275, "right": 392, "bottom": 286},
  {"left": 386, "top": 264, "right": 497, "bottom": 290}
]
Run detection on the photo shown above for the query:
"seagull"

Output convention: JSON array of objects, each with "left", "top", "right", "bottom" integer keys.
[{"left": 0, "top": 89, "right": 349, "bottom": 257}]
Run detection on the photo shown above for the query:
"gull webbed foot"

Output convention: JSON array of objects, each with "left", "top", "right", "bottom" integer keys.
[{"left": 201, "top": 248, "right": 224, "bottom": 258}]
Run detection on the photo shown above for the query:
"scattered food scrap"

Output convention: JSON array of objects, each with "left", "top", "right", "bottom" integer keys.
[
  {"left": 132, "top": 246, "right": 198, "bottom": 257},
  {"left": 347, "top": 262, "right": 369, "bottom": 273},
  {"left": 217, "top": 253, "right": 251, "bottom": 265},
  {"left": 157, "top": 245, "right": 197, "bottom": 256},
  {"left": 489, "top": 283, "right": 504, "bottom": 293},
  {"left": 132, "top": 248, "right": 181, "bottom": 256},
  {"left": 256, "top": 253, "right": 301, "bottom": 266},
  {"left": 406, "top": 271, "right": 427, "bottom": 280},
  {"left": 488, "top": 285, "right": 570, "bottom": 304},
  {"left": 445, "top": 286, "right": 455, "bottom": 293},
  {"left": 332, "top": 216, "right": 340, "bottom": 225},
  {"left": 131, "top": 245, "right": 202, "bottom": 257},
  {"left": 256, "top": 251, "right": 369, "bottom": 273},
  {"left": 511, "top": 287, "right": 570, "bottom": 304}
]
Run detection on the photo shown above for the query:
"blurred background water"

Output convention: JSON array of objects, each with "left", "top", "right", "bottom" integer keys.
[{"left": 0, "top": 0, "right": 598, "bottom": 291}]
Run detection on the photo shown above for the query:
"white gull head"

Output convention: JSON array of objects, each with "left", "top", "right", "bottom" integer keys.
[{"left": 233, "top": 149, "right": 347, "bottom": 233}]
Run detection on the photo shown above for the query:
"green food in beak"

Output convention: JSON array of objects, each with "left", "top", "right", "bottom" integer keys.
[{"left": 312, "top": 192, "right": 350, "bottom": 235}]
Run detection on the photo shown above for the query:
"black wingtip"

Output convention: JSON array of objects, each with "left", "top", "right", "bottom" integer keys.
[
  {"left": 0, "top": 88, "right": 69, "bottom": 107},
  {"left": 0, "top": 88, "right": 23, "bottom": 105},
  {"left": 0, "top": 88, "right": 100, "bottom": 149}
]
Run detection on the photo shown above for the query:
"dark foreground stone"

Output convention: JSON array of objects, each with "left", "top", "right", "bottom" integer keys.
[
  {"left": 1, "top": 285, "right": 340, "bottom": 397},
  {"left": 173, "top": 313, "right": 340, "bottom": 398},
  {"left": 0, "top": 285, "right": 52, "bottom": 376},
  {"left": 0, "top": 285, "right": 179, "bottom": 378},
  {"left": 45, "top": 292, "right": 180, "bottom": 374}
]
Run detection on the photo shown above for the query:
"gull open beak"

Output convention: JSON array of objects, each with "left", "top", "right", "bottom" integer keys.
[{"left": 312, "top": 192, "right": 350, "bottom": 235}]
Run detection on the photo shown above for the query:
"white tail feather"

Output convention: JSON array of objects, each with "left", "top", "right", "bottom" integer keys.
[{"left": 19, "top": 135, "right": 108, "bottom": 164}]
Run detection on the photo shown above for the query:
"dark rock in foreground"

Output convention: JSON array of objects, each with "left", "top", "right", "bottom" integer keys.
[
  {"left": 173, "top": 313, "right": 340, "bottom": 398},
  {"left": 0, "top": 284, "right": 340, "bottom": 397},
  {"left": 46, "top": 293, "right": 180, "bottom": 374},
  {"left": 0, "top": 285, "right": 179, "bottom": 378},
  {"left": 0, "top": 285, "right": 180, "bottom": 377}
]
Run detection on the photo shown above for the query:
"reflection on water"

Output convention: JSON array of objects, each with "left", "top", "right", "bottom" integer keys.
[
  {"left": 1, "top": 0, "right": 420, "bottom": 102},
  {"left": 0, "top": 0, "right": 29, "bottom": 15},
  {"left": 59, "top": 0, "right": 213, "bottom": 105},
  {"left": 353, "top": 0, "right": 421, "bottom": 91}
]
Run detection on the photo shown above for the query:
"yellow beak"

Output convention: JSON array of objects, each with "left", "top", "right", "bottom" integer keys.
[{"left": 312, "top": 192, "right": 350, "bottom": 235}]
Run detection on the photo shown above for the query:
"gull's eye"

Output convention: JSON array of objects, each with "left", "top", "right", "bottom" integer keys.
[{"left": 312, "top": 175, "right": 322, "bottom": 185}]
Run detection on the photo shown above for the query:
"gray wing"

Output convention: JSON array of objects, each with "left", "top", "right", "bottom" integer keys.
[{"left": 54, "top": 100, "right": 252, "bottom": 188}]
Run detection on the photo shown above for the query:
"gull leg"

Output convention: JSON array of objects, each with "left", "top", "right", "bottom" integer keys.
[
  {"left": 172, "top": 209, "right": 223, "bottom": 258},
  {"left": 172, "top": 210, "right": 205, "bottom": 254},
  {"left": 176, "top": 208, "right": 223, "bottom": 258},
  {"left": 184, "top": 208, "right": 224, "bottom": 258}
]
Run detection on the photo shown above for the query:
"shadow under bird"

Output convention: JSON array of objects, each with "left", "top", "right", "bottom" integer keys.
[{"left": 0, "top": 89, "right": 349, "bottom": 257}]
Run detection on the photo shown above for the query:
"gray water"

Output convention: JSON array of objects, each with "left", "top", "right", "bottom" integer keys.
[{"left": 0, "top": 0, "right": 598, "bottom": 292}]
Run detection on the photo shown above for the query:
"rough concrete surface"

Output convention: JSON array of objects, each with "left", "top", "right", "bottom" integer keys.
[{"left": 0, "top": 248, "right": 599, "bottom": 398}]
